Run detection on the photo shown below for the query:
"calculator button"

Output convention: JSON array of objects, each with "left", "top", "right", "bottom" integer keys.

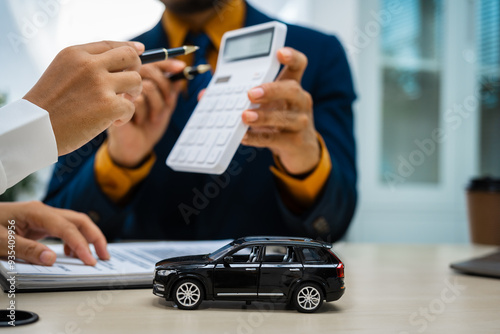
[
  {"left": 226, "top": 114, "right": 240, "bottom": 128},
  {"left": 207, "top": 115, "right": 217, "bottom": 128},
  {"left": 216, "top": 115, "right": 227, "bottom": 128},
  {"left": 235, "top": 85, "right": 245, "bottom": 93},
  {"left": 188, "top": 131, "right": 199, "bottom": 145},
  {"left": 216, "top": 131, "right": 230, "bottom": 146},
  {"left": 207, "top": 149, "right": 222, "bottom": 165},
  {"left": 187, "top": 149, "right": 199, "bottom": 163},
  {"left": 178, "top": 149, "right": 188, "bottom": 162},
  {"left": 253, "top": 71, "right": 263, "bottom": 80},
  {"left": 196, "top": 99, "right": 206, "bottom": 112},
  {"left": 194, "top": 103, "right": 202, "bottom": 112},
  {"left": 224, "top": 86, "right": 233, "bottom": 95},
  {"left": 215, "top": 99, "right": 225, "bottom": 111},
  {"left": 205, "top": 98, "right": 216, "bottom": 111},
  {"left": 215, "top": 87, "right": 224, "bottom": 95},
  {"left": 196, "top": 114, "right": 206, "bottom": 127},
  {"left": 236, "top": 97, "right": 248, "bottom": 110},
  {"left": 198, "top": 115, "right": 209, "bottom": 128},
  {"left": 169, "top": 148, "right": 181, "bottom": 162},
  {"left": 179, "top": 131, "right": 191, "bottom": 144},
  {"left": 205, "top": 133, "right": 217, "bottom": 147},
  {"left": 197, "top": 149, "right": 209, "bottom": 164},
  {"left": 197, "top": 134, "right": 216, "bottom": 163},
  {"left": 188, "top": 116, "right": 201, "bottom": 128},
  {"left": 225, "top": 98, "right": 236, "bottom": 110},
  {"left": 197, "top": 131, "right": 208, "bottom": 145}
]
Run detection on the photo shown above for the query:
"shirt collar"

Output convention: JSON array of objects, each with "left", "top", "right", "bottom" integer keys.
[{"left": 162, "top": 0, "right": 246, "bottom": 51}]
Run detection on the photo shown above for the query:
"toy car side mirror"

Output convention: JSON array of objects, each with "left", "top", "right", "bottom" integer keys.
[{"left": 223, "top": 256, "right": 233, "bottom": 264}]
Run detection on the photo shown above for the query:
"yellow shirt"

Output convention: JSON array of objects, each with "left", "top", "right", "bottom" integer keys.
[{"left": 94, "top": 0, "right": 332, "bottom": 213}]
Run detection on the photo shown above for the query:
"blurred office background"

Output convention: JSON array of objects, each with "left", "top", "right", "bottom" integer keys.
[{"left": 0, "top": 0, "right": 498, "bottom": 243}]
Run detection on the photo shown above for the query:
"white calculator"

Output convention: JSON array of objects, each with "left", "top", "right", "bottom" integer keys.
[{"left": 166, "top": 21, "right": 287, "bottom": 174}]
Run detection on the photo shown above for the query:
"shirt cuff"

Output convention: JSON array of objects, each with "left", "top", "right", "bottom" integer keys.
[
  {"left": 94, "top": 141, "right": 156, "bottom": 203},
  {"left": 270, "top": 133, "right": 332, "bottom": 213},
  {"left": 0, "top": 99, "right": 58, "bottom": 194}
]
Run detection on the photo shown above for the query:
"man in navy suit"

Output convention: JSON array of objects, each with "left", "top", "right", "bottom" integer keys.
[{"left": 45, "top": 0, "right": 357, "bottom": 242}]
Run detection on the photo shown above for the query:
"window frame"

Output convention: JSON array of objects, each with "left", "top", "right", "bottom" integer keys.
[
  {"left": 349, "top": 0, "right": 477, "bottom": 242},
  {"left": 298, "top": 247, "right": 333, "bottom": 265},
  {"left": 227, "top": 246, "right": 262, "bottom": 263}
]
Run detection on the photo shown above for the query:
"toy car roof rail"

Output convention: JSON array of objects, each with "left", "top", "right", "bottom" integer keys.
[{"left": 234, "top": 236, "right": 333, "bottom": 248}]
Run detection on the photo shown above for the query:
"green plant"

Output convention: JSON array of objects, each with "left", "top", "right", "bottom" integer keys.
[
  {"left": 0, "top": 95, "right": 7, "bottom": 108},
  {"left": 0, "top": 174, "right": 36, "bottom": 202}
]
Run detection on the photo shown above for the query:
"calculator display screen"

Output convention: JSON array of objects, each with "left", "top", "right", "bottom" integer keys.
[{"left": 223, "top": 28, "right": 274, "bottom": 62}]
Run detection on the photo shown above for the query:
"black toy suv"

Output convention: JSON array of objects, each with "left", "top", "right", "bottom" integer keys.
[{"left": 153, "top": 236, "right": 345, "bottom": 313}]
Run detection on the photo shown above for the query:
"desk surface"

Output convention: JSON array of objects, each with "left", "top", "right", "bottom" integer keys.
[{"left": 2, "top": 243, "right": 499, "bottom": 333}]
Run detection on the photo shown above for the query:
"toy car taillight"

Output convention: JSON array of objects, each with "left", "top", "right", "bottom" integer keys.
[
  {"left": 337, "top": 262, "right": 344, "bottom": 278},
  {"left": 328, "top": 249, "right": 344, "bottom": 278}
]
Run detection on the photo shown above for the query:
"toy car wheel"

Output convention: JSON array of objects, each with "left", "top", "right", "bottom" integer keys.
[
  {"left": 293, "top": 283, "right": 324, "bottom": 313},
  {"left": 173, "top": 279, "right": 204, "bottom": 310}
]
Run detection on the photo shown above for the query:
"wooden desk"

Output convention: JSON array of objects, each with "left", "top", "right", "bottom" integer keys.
[{"left": 2, "top": 244, "right": 499, "bottom": 333}]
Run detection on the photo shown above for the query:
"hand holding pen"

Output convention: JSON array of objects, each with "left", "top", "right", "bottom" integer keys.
[{"left": 106, "top": 46, "right": 209, "bottom": 169}]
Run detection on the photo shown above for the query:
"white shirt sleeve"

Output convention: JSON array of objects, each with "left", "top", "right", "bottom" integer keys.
[{"left": 0, "top": 99, "right": 58, "bottom": 195}]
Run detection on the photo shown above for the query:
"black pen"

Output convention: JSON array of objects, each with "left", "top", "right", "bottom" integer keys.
[
  {"left": 168, "top": 64, "right": 212, "bottom": 81},
  {"left": 140, "top": 46, "right": 199, "bottom": 64}
]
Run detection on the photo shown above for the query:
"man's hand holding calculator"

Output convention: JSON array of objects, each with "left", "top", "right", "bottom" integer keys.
[
  {"left": 241, "top": 47, "right": 320, "bottom": 176},
  {"left": 104, "top": 22, "right": 318, "bottom": 176}
]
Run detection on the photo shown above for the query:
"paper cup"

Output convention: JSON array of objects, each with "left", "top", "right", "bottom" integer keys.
[{"left": 466, "top": 177, "right": 500, "bottom": 245}]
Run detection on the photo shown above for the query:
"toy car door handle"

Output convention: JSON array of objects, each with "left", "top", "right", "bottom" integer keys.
[
  {"left": 246, "top": 268, "right": 257, "bottom": 271},
  {"left": 289, "top": 268, "right": 300, "bottom": 271}
]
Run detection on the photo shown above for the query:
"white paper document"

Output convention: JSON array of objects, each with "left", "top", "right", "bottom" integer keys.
[{"left": 0, "top": 240, "right": 229, "bottom": 292}]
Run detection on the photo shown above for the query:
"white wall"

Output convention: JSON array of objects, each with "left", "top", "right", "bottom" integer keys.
[
  {"left": 248, "top": 0, "right": 360, "bottom": 76},
  {"left": 2, "top": 1, "right": 157, "bottom": 93}
]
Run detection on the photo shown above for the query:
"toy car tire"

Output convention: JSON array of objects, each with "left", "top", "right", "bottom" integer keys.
[
  {"left": 293, "top": 283, "right": 324, "bottom": 313},
  {"left": 172, "top": 279, "right": 204, "bottom": 310}
]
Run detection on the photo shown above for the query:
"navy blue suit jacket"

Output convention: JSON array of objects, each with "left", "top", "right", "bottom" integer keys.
[{"left": 45, "top": 3, "right": 357, "bottom": 242}]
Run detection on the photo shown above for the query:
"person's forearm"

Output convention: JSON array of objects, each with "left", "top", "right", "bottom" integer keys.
[
  {"left": 275, "top": 156, "right": 356, "bottom": 241},
  {"left": 94, "top": 141, "right": 156, "bottom": 203},
  {"left": 271, "top": 133, "right": 331, "bottom": 214},
  {"left": 0, "top": 100, "right": 58, "bottom": 195}
]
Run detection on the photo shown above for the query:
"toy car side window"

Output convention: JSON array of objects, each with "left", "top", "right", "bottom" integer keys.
[
  {"left": 283, "top": 246, "right": 298, "bottom": 263},
  {"left": 262, "top": 246, "right": 296, "bottom": 263},
  {"left": 300, "top": 248, "right": 333, "bottom": 264},
  {"left": 231, "top": 246, "right": 260, "bottom": 263}
]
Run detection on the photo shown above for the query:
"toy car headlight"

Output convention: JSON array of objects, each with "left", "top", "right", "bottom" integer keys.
[{"left": 157, "top": 269, "right": 176, "bottom": 276}]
